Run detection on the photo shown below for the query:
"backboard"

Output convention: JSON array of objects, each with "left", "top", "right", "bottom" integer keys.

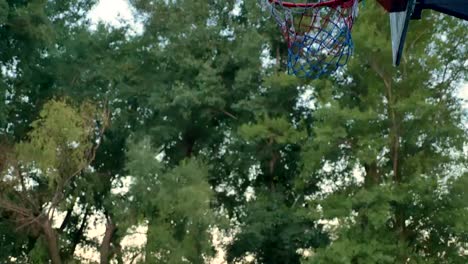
[
  {"left": 390, "top": 0, "right": 414, "bottom": 66},
  {"left": 385, "top": 0, "right": 468, "bottom": 66}
]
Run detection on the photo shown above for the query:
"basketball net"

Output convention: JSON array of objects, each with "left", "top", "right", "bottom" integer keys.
[{"left": 260, "top": 0, "right": 360, "bottom": 78}]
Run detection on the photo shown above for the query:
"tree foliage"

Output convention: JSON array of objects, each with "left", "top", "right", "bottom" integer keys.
[{"left": 0, "top": 0, "right": 466, "bottom": 263}]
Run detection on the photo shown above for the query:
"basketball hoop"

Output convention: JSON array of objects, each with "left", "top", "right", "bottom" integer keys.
[{"left": 260, "top": 0, "right": 360, "bottom": 78}]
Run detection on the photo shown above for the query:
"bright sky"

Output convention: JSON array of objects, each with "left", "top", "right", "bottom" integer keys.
[
  {"left": 88, "top": 0, "right": 132, "bottom": 24},
  {"left": 88, "top": 0, "right": 143, "bottom": 33},
  {"left": 460, "top": 83, "right": 468, "bottom": 109}
]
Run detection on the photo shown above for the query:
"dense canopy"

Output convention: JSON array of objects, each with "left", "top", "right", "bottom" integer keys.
[{"left": 0, "top": 0, "right": 467, "bottom": 263}]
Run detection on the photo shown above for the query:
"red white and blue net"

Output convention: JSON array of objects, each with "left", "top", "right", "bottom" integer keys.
[{"left": 260, "top": 0, "right": 360, "bottom": 78}]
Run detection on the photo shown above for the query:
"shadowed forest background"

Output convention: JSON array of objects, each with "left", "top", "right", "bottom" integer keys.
[{"left": 0, "top": 0, "right": 467, "bottom": 263}]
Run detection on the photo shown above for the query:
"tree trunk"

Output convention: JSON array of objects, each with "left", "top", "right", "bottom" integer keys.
[
  {"left": 377, "top": 60, "right": 407, "bottom": 261},
  {"left": 100, "top": 215, "right": 116, "bottom": 264},
  {"left": 184, "top": 134, "right": 195, "bottom": 157},
  {"left": 41, "top": 216, "right": 62, "bottom": 264},
  {"left": 59, "top": 208, "right": 73, "bottom": 231},
  {"left": 69, "top": 207, "right": 89, "bottom": 257},
  {"left": 115, "top": 242, "right": 124, "bottom": 264},
  {"left": 364, "top": 163, "right": 379, "bottom": 187}
]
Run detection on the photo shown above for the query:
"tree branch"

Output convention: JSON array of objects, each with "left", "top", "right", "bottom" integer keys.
[
  {"left": 48, "top": 107, "right": 110, "bottom": 217},
  {"left": 69, "top": 206, "right": 90, "bottom": 256}
]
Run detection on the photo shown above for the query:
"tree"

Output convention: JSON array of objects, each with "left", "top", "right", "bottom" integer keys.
[
  {"left": 123, "top": 0, "right": 331, "bottom": 262},
  {"left": 122, "top": 140, "right": 218, "bottom": 263},
  {"left": 301, "top": 2, "right": 468, "bottom": 263},
  {"left": 1, "top": 1, "right": 137, "bottom": 262},
  {"left": 0, "top": 99, "right": 108, "bottom": 264},
  {"left": 1, "top": 0, "right": 466, "bottom": 263}
]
